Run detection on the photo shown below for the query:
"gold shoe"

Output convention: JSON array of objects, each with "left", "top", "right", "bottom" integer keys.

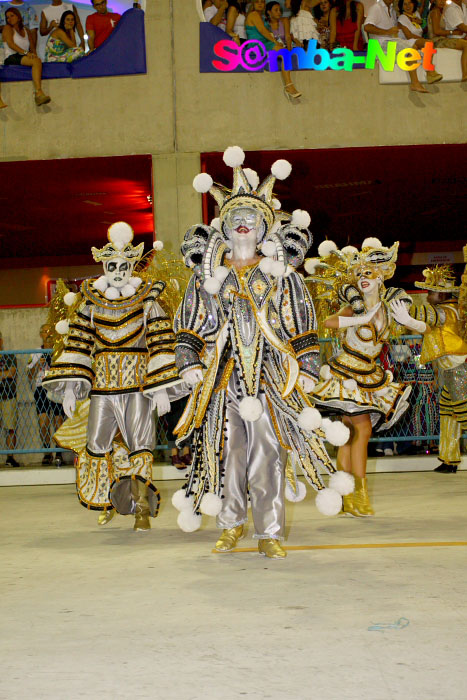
[
  {"left": 98, "top": 509, "right": 116, "bottom": 526},
  {"left": 133, "top": 480, "right": 151, "bottom": 531},
  {"left": 351, "top": 476, "right": 375, "bottom": 516},
  {"left": 341, "top": 493, "right": 355, "bottom": 516},
  {"left": 215, "top": 525, "right": 244, "bottom": 552},
  {"left": 258, "top": 539, "right": 287, "bottom": 559}
]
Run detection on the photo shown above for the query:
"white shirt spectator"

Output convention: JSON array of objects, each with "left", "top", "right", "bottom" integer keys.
[
  {"left": 397, "top": 11, "right": 423, "bottom": 38},
  {"left": 42, "top": 1, "right": 73, "bottom": 34},
  {"left": 204, "top": 5, "right": 227, "bottom": 29},
  {"left": 364, "top": 0, "right": 397, "bottom": 43},
  {"left": 290, "top": 8, "right": 320, "bottom": 42},
  {"left": 359, "top": 0, "right": 377, "bottom": 17},
  {"left": 442, "top": 1, "right": 467, "bottom": 38},
  {"left": 233, "top": 12, "right": 246, "bottom": 39}
]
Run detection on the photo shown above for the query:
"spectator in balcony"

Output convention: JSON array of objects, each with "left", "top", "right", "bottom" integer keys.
[
  {"left": 225, "top": 0, "right": 247, "bottom": 43},
  {"left": 330, "top": 0, "right": 364, "bottom": 50},
  {"left": 397, "top": 0, "right": 423, "bottom": 40},
  {"left": 40, "top": 0, "right": 84, "bottom": 48},
  {"left": 0, "top": 332, "right": 19, "bottom": 468},
  {"left": 428, "top": 0, "right": 467, "bottom": 81},
  {"left": 313, "top": 0, "right": 332, "bottom": 49},
  {"left": 0, "top": 0, "right": 38, "bottom": 49},
  {"left": 290, "top": 0, "right": 320, "bottom": 47},
  {"left": 364, "top": 0, "right": 442, "bottom": 91},
  {"left": 265, "top": 1, "right": 291, "bottom": 44},
  {"left": 204, "top": 0, "right": 228, "bottom": 28},
  {"left": 86, "top": 0, "right": 121, "bottom": 51},
  {"left": 442, "top": 0, "right": 467, "bottom": 40},
  {"left": 2, "top": 8, "right": 51, "bottom": 106},
  {"left": 45, "top": 10, "right": 85, "bottom": 61}
]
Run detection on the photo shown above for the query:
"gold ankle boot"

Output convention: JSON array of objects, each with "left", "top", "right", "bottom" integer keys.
[
  {"left": 215, "top": 525, "right": 244, "bottom": 552},
  {"left": 258, "top": 539, "right": 287, "bottom": 559},
  {"left": 341, "top": 493, "right": 355, "bottom": 516},
  {"left": 133, "top": 480, "right": 151, "bottom": 531},
  {"left": 352, "top": 476, "right": 374, "bottom": 516},
  {"left": 98, "top": 509, "right": 116, "bottom": 526}
]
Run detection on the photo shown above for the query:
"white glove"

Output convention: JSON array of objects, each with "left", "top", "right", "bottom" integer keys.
[
  {"left": 63, "top": 385, "right": 76, "bottom": 419},
  {"left": 338, "top": 302, "right": 381, "bottom": 328},
  {"left": 182, "top": 368, "right": 203, "bottom": 387},
  {"left": 390, "top": 299, "right": 426, "bottom": 333},
  {"left": 150, "top": 389, "right": 170, "bottom": 416},
  {"left": 298, "top": 374, "right": 316, "bottom": 393}
]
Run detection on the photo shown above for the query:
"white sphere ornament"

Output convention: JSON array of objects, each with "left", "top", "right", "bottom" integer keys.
[
  {"left": 121, "top": 284, "right": 136, "bottom": 298},
  {"left": 204, "top": 276, "right": 221, "bottom": 295},
  {"left": 55, "top": 320, "right": 69, "bottom": 335},
  {"left": 172, "top": 489, "right": 194, "bottom": 512},
  {"left": 298, "top": 407, "right": 322, "bottom": 432},
  {"left": 93, "top": 276, "right": 109, "bottom": 293},
  {"left": 153, "top": 240, "right": 164, "bottom": 251},
  {"left": 315, "top": 488, "right": 342, "bottom": 516},
  {"left": 343, "top": 378, "right": 358, "bottom": 391},
  {"left": 341, "top": 245, "right": 359, "bottom": 255},
  {"left": 285, "top": 480, "right": 307, "bottom": 503},
  {"left": 200, "top": 492, "right": 223, "bottom": 517},
  {"left": 318, "top": 240, "right": 338, "bottom": 258},
  {"left": 105, "top": 287, "right": 120, "bottom": 300},
  {"left": 324, "top": 421, "right": 350, "bottom": 447},
  {"left": 238, "top": 396, "right": 263, "bottom": 422},
  {"left": 271, "top": 159, "right": 292, "bottom": 180},
  {"left": 177, "top": 510, "right": 202, "bottom": 533},
  {"left": 193, "top": 173, "right": 213, "bottom": 193},
  {"left": 63, "top": 292, "right": 77, "bottom": 307},
  {"left": 210, "top": 217, "right": 221, "bottom": 231},
  {"left": 261, "top": 240, "right": 276, "bottom": 257},
  {"left": 291, "top": 209, "right": 311, "bottom": 229},
  {"left": 259, "top": 257, "right": 274, "bottom": 275},
  {"left": 329, "top": 471, "right": 355, "bottom": 496},
  {"left": 270, "top": 221, "right": 281, "bottom": 234},
  {"left": 213, "top": 266, "right": 229, "bottom": 282},
  {"left": 223, "top": 146, "right": 245, "bottom": 168},
  {"left": 272, "top": 198, "right": 281, "bottom": 210},
  {"left": 319, "top": 364, "right": 332, "bottom": 380},
  {"left": 243, "top": 167, "right": 259, "bottom": 190},
  {"left": 304, "top": 258, "right": 319, "bottom": 275},
  {"left": 129, "top": 276, "right": 142, "bottom": 288},
  {"left": 362, "top": 237, "right": 382, "bottom": 249},
  {"left": 271, "top": 260, "right": 286, "bottom": 277},
  {"left": 108, "top": 221, "right": 133, "bottom": 249}
]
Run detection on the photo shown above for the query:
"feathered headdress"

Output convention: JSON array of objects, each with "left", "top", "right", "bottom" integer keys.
[{"left": 414, "top": 265, "right": 459, "bottom": 293}]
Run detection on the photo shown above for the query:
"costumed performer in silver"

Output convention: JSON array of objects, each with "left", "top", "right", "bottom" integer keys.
[
  {"left": 390, "top": 259, "right": 467, "bottom": 474},
  {"left": 171, "top": 146, "right": 354, "bottom": 559},
  {"left": 42, "top": 222, "right": 180, "bottom": 531},
  {"left": 306, "top": 238, "right": 412, "bottom": 517}
]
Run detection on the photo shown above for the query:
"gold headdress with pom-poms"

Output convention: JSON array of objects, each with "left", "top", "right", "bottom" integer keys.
[
  {"left": 414, "top": 265, "right": 460, "bottom": 293},
  {"left": 91, "top": 221, "right": 144, "bottom": 264}
]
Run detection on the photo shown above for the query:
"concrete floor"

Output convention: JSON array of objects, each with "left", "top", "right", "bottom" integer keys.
[{"left": 1, "top": 473, "right": 467, "bottom": 700}]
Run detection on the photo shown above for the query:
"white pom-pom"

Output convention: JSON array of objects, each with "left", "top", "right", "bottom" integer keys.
[
  {"left": 153, "top": 240, "right": 164, "bottom": 251},
  {"left": 204, "top": 276, "right": 221, "bottom": 294},
  {"left": 172, "top": 489, "right": 194, "bottom": 512},
  {"left": 259, "top": 257, "right": 274, "bottom": 274},
  {"left": 213, "top": 266, "right": 229, "bottom": 282},
  {"left": 324, "top": 421, "right": 350, "bottom": 447},
  {"left": 272, "top": 198, "right": 281, "bottom": 210},
  {"left": 304, "top": 258, "right": 319, "bottom": 274},
  {"left": 129, "top": 276, "right": 142, "bottom": 288},
  {"left": 329, "top": 471, "right": 354, "bottom": 496},
  {"left": 291, "top": 209, "right": 311, "bottom": 229},
  {"left": 223, "top": 146, "right": 245, "bottom": 168},
  {"left": 261, "top": 240, "right": 276, "bottom": 257},
  {"left": 108, "top": 221, "right": 133, "bottom": 250},
  {"left": 238, "top": 396, "right": 263, "bottom": 422},
  {"left": 341, "top": 245, "right": 358, "bottom": 255},
  {"left": 270, "top": 221, "right": 281, "bottom": 234},
  {"left": 210, "top": 217, "right": 221, "bottom": 231},
  {"left": 121, "top": 284, "right": 136, "bottom": 298},
  {"left": 298, "top": 407, "right": 322, "bottom": 432},
  {"left": 321, "top": 418, "right": 333, "bottom": 431},
  {"left": 318, "top": 240, "right": 338, "bottom": 258},
  {"left": 319, "top": 364, "right": 332, "bottom": 380},
  {"left": 362, "top": 237, "right": 382, "bottom": 249},
  {"left": 193, "top": 173, "right": 213, "bottom": 193},
  {"left": 243, "top": 167, "right": 259, "bottom": 190},
  {"left": 315, "top": 488, "right": 342, "bottom": 516},
  {"left": 93, "top": 275, "right": 109, "bottom": 293},
  {"left": 105, "top": 287, "right": 120, "bottom": 300},
  {"left": 55, "top": 320, "right": 69, "bottom": 335},
  {"left": 225, "top": 249, "right": 233, "bottom": 260},
  {"left": 177, "top": 510, "right": 202, "bottom": 532},
  {"left": 343, "top": 378, "right": 358, "bottom": 391},
  {"left": 285, "top": 480, "right": 307, "bottom": 502},
  {"left": 64, "top": 292, "right": 77, "bottom": 307},
  {"left": 200, "top": 492, "right": 223, "bottom": 517},
  {"left": 271, "top": 159, "right": 292, "bottom": 180},
  {"left": 271, "top": 260, "right": 286, "bottom": 277}
]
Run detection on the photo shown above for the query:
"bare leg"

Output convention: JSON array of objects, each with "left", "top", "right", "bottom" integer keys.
[
  {"left": 348, "top": 413, "right": 372, "bottom": 478},
  {"left": 20, "top": 55, "right": 49, "bottom": 99},
  {"left": 6, "top": 428, "right": 16, "bottom": 452},
  {"left": 337, "top": 415, "right": 352, "bottom": 472}
]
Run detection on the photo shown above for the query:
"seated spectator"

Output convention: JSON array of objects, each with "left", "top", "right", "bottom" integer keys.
[
  {"left": 0, "top": 0, "right": 38, "bottom": 45},
  {"left": 266, "top": 0, "right": 291, "bottom": 44},
  {"left": 290, "top": 0, "right": 320, "bottom": 48},
  {"left": 225, "top": 0, "right": 247, "bottom": 44},
  {"left": 330, "top": 0, "right": 364, "bottom": 49},
  {"left": 313, "top": 0, "right": 332, "bottom": 49},
  {"left": 0, "top": 332, "right": 19, "bottom": 467},
  {"left": 86, "top": 0, "right": 121, "bottom": 51},
  {"left": 45, "top": 10, "right": 84, "bottom": 61},
  {"left": 428, "top": 0, "right": 467, "bottom": 81},
  {"left": 204, "top": 0, "right": 228, "bottom": 28},
  {"left": 40, "top": 0, "right": 83, "bottom": 47},
  {"left": 397, "top": 0, "right": 423, "bottom": 40},
  {"left": 364, "top": 0, "right": 442, "bottom": 91},
  {"left": 2, "top": 8, "right": 51, "bottom": 105},
  {"left": 277, "top": 0, "right": 293, "bottom": 17}
]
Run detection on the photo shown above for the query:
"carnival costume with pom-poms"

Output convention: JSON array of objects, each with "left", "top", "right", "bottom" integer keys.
[
  {"left": 172, "top": 147, "right": 354, "bottom": 539},
  {"left": 307, "top": 239, "right": 411, "bottom": 430},
  {"left": 42, "top": 223, "right": 181, "bottom": 525}
]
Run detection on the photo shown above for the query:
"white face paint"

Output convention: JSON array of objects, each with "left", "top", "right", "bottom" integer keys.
[
  {"left": 223, "top": 207, "right": 263, "bottom": 261},
  {"left": 104, "top": 258, "right": 133, "bottom": 288},
  {"left": 355, "top": 266, "right": 381, "bottom": 295}
]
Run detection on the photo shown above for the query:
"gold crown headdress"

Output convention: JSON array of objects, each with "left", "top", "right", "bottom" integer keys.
[
  {"left": 91, "top": 221, "right": 144, "bottom": 264},
  {"left": 414, "top": 265, "right": 459, "bottom": 293}
]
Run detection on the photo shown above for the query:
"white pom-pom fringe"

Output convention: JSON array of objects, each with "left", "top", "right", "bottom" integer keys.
[
  {"left": 193, "top": 173, "right": 213, "bottom": 193},
  {"left": 243, "top": 167, "right": 259, "bottom": 190},
  {"left": 329, "top": 471, "right": 354, "bottom": 496},
  {"left": 261, "top": 240, "right": 276, "bottom": 257},
  {"left": 108, "top": 222, "right": 133, "bottom": 249},
  {"left": 172, "top": 489, "right": 194, "bottom": 512},
  {"left": 121, "top": 284, "right": 136, "bottom": 298},
  {"left": 343, "top": 378, "right": 358, "bottom": 391},
  {"left": 238, "top": 396, "right": 263, "bottom": 422},
  {"left": 271, "top": 159, "right": 292, "bottom": 180},
  {"left": 200, "top": 493, "right": 223, "bottom": 517},
  {"left": 318, "top": 240, "right": 338, "bottom": 258},
  {"left": 271, "top": 260, "right": 286, "bottom": 277},
  {"left": 129, "top": 277, "right": 142, "bottom": 288},
  {"left": 153, "top": 240, "right": 164, "bottom": 251},
  {"left": 55, "top": 320, "right": 69, "bottom": 335},
  {"left": 259, "top": 257, "right": 274, "bottom": 274},
  {"left": 291, "top": 209, "right": 311, "bottom": 229},
  {"left": 321, "top": 418, "right": 333, "bottom": 431},
  {"left": 272, "top": 198, "right": 281, "bottom": 210},
  {"left": 64, "top": 292, "right": 77, "bottom": 307},
  {"left": 304, "top": 258, "right": 319, "bottom": 274},
  {"left": 315, "top": 488, "right": 342, "bottom": 516},
  {"left": 210, "top": 217, "right": 221, "bottom": 231},
  {"left": 298, "top": 407, "right": 322, "bottom": 432},
  {"left": 177, "top": 510, "right": 202, "bottom": 532},
  {"left": 324, "top": 421, "right": 350, "bottom": 447},
  {"left": 320, "top": 364, "right": 332, "bottom": 380},
  {"left": 93, "top": 276, "right": 109, "bottom": 293},
  {"left": 285, "top": 480, "right": 307, "bottom": 503},
  {"left": 341, "top": 245, "right": 359, "bottom": 255},
  {"left": 204, "top": 276, "right": 221, "bottom": 295},
  {"left": 223, "top": 146, "right": 245, "bottom": 168},
  {"left": 362, "top": 237, "right": 382, "bottom": 249},
  {"left": 213, "top": 266, "right": 229, "bottom": 282},
  {"left": 105, "top": 287, "right": 120, "bottom": 300}
]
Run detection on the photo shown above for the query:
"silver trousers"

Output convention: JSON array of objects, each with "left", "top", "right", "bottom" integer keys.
[
  {"left": 217, "top": 373, "right": 287, "bottom": 540},
  {"left": 86, "top": 392, "right": 155, "bottom": 455}
]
